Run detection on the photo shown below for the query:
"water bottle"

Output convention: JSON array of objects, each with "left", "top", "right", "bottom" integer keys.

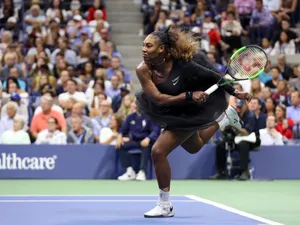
[{"left": 249, "top": 166, "right": 255, "bottom": 180}]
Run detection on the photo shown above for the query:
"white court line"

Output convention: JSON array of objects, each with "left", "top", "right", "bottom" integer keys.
[
  {"left": 0, "top": 199, "right": 196, "bottom": 203},
  {"left": 185, "top": 195, "right": 284, "bottom": 225},
  {"left": 0, "top": 195, "right": 182, "bottom": 197}
]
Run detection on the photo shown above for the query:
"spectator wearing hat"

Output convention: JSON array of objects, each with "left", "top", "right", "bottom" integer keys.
[
  {"left": 0, "top": 116, "right": 31, "bottom": 144},
  {"left": 111, "top": 83, "right": 131, "bottom": 113}
]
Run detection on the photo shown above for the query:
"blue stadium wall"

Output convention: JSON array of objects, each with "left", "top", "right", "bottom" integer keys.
[{"left": 0, "top": 144, "right": 299, "bottom": 180}]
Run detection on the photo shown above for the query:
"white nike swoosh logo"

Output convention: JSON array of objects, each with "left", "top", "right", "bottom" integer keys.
[{"left": 172, "top": 76, "right": 179, "bottom": 85}]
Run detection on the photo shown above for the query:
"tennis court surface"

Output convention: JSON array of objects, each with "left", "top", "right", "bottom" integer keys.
[{"left": 0, "top": 180, "right": 299, "bottom": 225}]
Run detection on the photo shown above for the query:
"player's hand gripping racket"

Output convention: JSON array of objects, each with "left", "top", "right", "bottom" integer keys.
[{"left": 204, "top": 45, "right": 268, "bottom": 95}]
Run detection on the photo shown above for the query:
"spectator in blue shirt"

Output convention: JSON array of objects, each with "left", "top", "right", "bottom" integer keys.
[{"left": 116, "top": 102, "right": 161, "bottom": 181}]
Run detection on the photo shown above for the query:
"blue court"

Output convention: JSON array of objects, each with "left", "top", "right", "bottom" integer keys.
[{"left": 0, "top": 195, "right": 281, "bottom": 225}]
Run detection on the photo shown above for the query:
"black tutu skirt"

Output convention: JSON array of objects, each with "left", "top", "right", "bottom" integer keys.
[{"left": 136, "top": 89, "right": 229, "bottom": 132}]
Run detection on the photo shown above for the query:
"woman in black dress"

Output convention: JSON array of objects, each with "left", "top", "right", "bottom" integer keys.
[{"left": 134, "top": 27, "right": 251, "bottom": 218}]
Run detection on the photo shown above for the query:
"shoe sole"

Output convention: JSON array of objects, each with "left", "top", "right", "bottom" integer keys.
[{"left": 144, "top": 214, "right": 175, "bottom": 218}]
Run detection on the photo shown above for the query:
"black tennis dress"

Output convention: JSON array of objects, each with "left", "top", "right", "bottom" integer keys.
[{"left": 136, "top": 51, "right": 235, "bottom": 131}]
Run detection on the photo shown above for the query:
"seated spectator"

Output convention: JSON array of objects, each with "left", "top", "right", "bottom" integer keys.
[
  {"left": 242, "top": 97, "right": 267, "bottom": 135},
  {"left": 263, "top": 97, "right": 276, "bottom": 116},
  {"left": 270, "top": 31, "right": 296, "bottom": 55},
  {"left": 289, "top": 65, "right": 300, "bottom": 91},
  {"left": 35, "top": 117, "right": 67, "bottom": 145},
  {"left": 66, "top": 102, "right": 94, "bottom": 133},
  {"left": 249, "top": 0, "right": 274, "bottom": 44},
  {"left": 286, "top": 91, "right": 300, "bottom": 138},
  {"left": 154, "top": 10, "right": 173, "bottom": 31},
  {"left": 0, "top": 101, "right": 27, "bottom": 137},
  {"left": 58, "top": 79, "right": 87, "bottom": 109},
  {"left": 116, "top": 94, "right": 135, "bottom": 121},
  {"left": 100, "top": 114, "right": 122, "bottom": 145},
  {"left": 277, "top": 55, "right": 293, "bottom": 81},
  {"left": 116, "top": 102, "right": 161, "bottom": 181},
  {"left": 30, "top": 95, "right": 67, "bottom": 139},
  {"left": 0, "top": 51, "right": 24, "bottom": 79},
  {"left": 272, "top": 80, "right": 290, "bottom": 105},
  {"left": 92, "top": 99, "right": 113, "bottom": 140},
  {"left": 221, "top": 11, "right": 243, "bottom": 53},
  {"left": 67, "top": 115, "right": 94, "bottom": 144},
  {"left": 261, "top": 38, "right": 273, "bottom": 54},
  {"left": 0, "top": 116, "right": 31, "bottom": 144},
  {"left": 105, "top": 75, "right": 121, "bottom": 99},
  {"left": 106, "top": 56, "right": 132, "bottom": 84},
  {"left": 2, "top": 67, "right": 26, "bottom": 90},
  {"left": 275, "top": 104, "right": 294, "bottom": 139},
  {"left": 259, "top": 115, "right": 284, "bottom": 145},
  {"left": 250, "top": 78, "right": 264, "bottom": 98},
  {"left": 258, "top": 60, "right": 272, "bottom": 84},
  {"left": 265, "top": 67, "right": 281, "bottom": 91}
]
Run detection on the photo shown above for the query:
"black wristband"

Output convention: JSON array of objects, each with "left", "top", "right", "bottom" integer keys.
[{"left": 186, "top": 91, "right": 193, "bottom": 101}]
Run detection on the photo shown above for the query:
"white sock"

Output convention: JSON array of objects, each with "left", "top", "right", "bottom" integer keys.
[
  {"left": 126, "top": 167, "right": 134, "bottom": 174},
  {"left": 159, "top": 189, "right": 170, "bottom": 202},
  {"left": 216, "top": 112, "right": 228, "bottom": 130}
]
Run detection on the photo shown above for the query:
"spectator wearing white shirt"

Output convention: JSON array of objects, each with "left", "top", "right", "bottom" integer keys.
[
  {"left": 100, "top": 114, "right": 122, "bottom": 145},
  {"left": 259, "top": 115, "right": 284, "bottom": 145},
  {"left": 35, "top": 117, "right": 67, "bottom": 145},
  {"left": 0, "top": 116, "right": 30, "bottom": 144},
  {"left": 88, "top": 9, "right": 110, "bottom": 34},
  {"left": 58, "top": 79, "right": 87, "bottom": 109},
  {"left": 0, "top": 101, "right": 27, "bottom": 137}
]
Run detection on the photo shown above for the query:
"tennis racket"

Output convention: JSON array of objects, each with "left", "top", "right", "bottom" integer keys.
[{"left": 204, "top": 45, "right": 268, "bottom": 95}]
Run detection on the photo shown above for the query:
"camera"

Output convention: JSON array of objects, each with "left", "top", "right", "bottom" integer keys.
[{"left": 222, "top": 126, "right": 239, "bottom": 144}]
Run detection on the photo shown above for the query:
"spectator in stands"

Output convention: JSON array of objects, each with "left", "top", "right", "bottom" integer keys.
[
  {"left": 30, "top": 95, "right": 67, "bottom": 139},
  {"left": 51, "top": 37, "right": 77, "bottom": 66},
  {"left": 67, "top": 115, "right": 94, "bottom": 144},
  {"left": 0, "top": 101, "right": 27, "bottom": 137},
  {"left": 261, "top": 38, "right": 273, "bottom": 54},
  {"left": 271, "top": 30, "right": 296, "bottom": 55},
  {"left": 2, "top": 67, "right": 26, "bottom": 90},
  {"left": 258, "top": 60, "right": 272, "bottom": 84},
  {"left": 259, "top": 115, "right": 284, "bottom": 145},
  {"left": 263, "top": 97, "right": 276, "bottom": 116},
  {"left": 92, "top": 99, "right": 113, "bottom": 139},
  {"left": 275, "top": 104, "right": 294, "bottom": 139},
  {"left": 277, "top": 55, "right": 293, "bottom": 81},
  {"left": 87, "top": 0, "right": 107, "bottom": 22},
  {"left": 289, "top": 65, "right": 300, "bottom": 91},
  {"left": 105, "top": 75, "right": 121, "bottom": 99},
  {"left": 35, "top": 117, "right": 67, "bottom": 144},
  {"left": 58, "top": 79, "right": 87, "bottom": 109},
  {"left": 272, "top": 19, "right": 298, "bottom": 45},
  {"left": 154, "top": 10, "right": 172, "bottom": 31},
  {"left": 286, "top": 91, "right": 300, "bottom": 138},
  {"left": 88, "top": 9, "right": 110, "bottom": 34},
  {"left": 45, "top": 0, "right": 67, "bottom": 23},
  {"left": 1, "top": 83, "right": 29, "bottom": 121},
  {"left": 221, "top": 11, "right": 243, "bottom": 53},
  {"left": 0, "top": 116, "right": 31, "bottom": 144},
  {"left": 250, "top": 78, "right": 263, "bottom": 98},
  {"left": 111, "top": 83, "right": 131, "bottom": 113},
  {"left": 265, "top": 67, "right": 281, "bottom": 91},
  {"left": 34, "top": 92, "right": 64, "bottom": 116},
  {"left": 24, "top": 5, "right": 46, "bottom": 34},
  {"left": 100, "top": 114, "right": 122, "bottom": 145},
  {"left": 242, "top": 97, "right": 267, "bottom": 135},
  {"left": 116, "top": 94, "right": 135, "bottom": 121},
  {"left": 0, "top": 51, "right": 24, "bottom": 79},
  {"left": 272, "top": 80, "right": 290, "bottom": 105},
  {"left": 67, "top": 102, "right": 94, "bottom": 133},
  {"left": 116, "top": 102, "right": 161, "bottom": 181},
  {"left": 249, "top": 0, "right": 274, "bottom": 44},
  {"left": 234, "top": 0, "right": 256, "bottom": 28},
  {"left": 106, "top": 56, "right": 132, "bottom": 83}
]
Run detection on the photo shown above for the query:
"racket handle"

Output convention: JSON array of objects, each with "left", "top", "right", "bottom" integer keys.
[{"left": 204, "top": 84, "right": 219, "bottom": 95}]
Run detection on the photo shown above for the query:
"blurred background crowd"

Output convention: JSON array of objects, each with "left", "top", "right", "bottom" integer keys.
[{"left": 0, "top": 0, "right": 300, "bottom": 179}]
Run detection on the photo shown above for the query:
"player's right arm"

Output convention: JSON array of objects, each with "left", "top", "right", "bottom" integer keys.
[
  {"left": 136, "top": 62, "right": 187, "bottom": 106},
  {"left": 136, "top": 62, "right": 207, "bottom": 105}
]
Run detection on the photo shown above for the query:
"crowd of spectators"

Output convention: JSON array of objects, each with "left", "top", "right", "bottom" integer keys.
[{"left": 0, "top": 0, "right": 299, "bottom": 152}]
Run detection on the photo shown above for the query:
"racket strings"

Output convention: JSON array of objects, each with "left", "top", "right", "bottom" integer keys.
[{"left": 229, "top": 48, "right": 267, "bottom": 79}]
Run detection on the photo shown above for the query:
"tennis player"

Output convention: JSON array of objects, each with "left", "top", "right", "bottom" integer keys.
[{"left": 135, "top": 27, "right": 252, "bottom": 218}]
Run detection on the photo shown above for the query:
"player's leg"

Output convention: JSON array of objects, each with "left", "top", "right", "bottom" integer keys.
[
  {"left": 181, "top": 122, "right": 219, "bottom": 154},
  {"left": 144, "top": 129, "right": 196, "bottom": 218}
]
